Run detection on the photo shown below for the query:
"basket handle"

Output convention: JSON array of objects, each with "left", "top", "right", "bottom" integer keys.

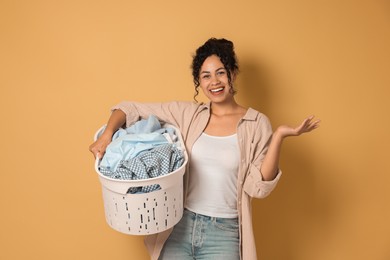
[{"left": 94, "top": 154, "right": 101, "bottom": 173}]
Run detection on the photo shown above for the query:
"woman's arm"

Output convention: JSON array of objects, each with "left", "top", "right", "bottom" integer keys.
[
  {"left": 260, "top": 115, "right": 320, "bottom": 181},
  {"left": 89, "top": 101, "right": 200, "bottom": 159},
  {"left": 89, "top": 109, "right": 126, "bottom": 159}
]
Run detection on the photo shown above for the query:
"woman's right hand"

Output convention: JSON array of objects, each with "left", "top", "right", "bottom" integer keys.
[
  {"left": 89, "top": 132, "right": 112, "bottom": 159},
  {"left": 89, "top": 109, "right": 127, "bottom": 159}
]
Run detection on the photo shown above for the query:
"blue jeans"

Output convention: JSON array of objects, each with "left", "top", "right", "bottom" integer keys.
[{"left": 159, "top": 209, "right": 240, "bottom": 260}]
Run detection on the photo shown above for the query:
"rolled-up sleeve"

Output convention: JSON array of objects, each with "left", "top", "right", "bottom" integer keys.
[
  {"left": 111, "top": 101, "right": 141, "bottom": 127},
  {"left": 243, "top": 163, "right": 282, "bottom": 198},
  {"left": 111, "top": 102, "right": 140, "bottom": 127}
]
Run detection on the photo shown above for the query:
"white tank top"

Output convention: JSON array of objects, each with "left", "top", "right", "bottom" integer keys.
[{"left": 185, "top": 132, "right": 239, "bottom": 218}]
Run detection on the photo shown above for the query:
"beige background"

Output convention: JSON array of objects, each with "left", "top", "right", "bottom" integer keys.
[{"left": 1, "top": 0, "right": 389, "bottom": 259}]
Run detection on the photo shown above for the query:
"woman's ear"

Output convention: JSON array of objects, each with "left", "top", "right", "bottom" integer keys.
[{"left": 231, "top": 70, "right": 238, "bottom": 82}]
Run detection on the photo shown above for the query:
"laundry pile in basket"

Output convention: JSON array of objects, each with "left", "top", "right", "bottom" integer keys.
[{"left": 97, "top": 115, "right": 185, "bottom": 194}]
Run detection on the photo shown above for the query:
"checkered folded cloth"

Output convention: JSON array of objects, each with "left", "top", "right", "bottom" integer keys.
[{"left": 99, "top": 143, "right": 184, "bottom": 193}]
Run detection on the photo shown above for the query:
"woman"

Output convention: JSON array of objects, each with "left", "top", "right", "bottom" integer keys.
[{"left": 89, "top": 38, "right": 320, "bottom": 260}]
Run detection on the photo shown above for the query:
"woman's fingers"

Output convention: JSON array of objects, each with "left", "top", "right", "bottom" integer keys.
[
  {"left": 89, "top": 142, "right": 106, "bottom": 159},
  {"left": 302, "top": 116, "right": 320, "bottom": 133}
]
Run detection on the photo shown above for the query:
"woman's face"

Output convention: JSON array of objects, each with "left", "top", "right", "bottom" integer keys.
[{"left": 199, "top": 55, "right": 235, "bottom": 104}]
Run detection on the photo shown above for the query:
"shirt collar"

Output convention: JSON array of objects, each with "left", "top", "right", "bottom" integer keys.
[
  {"left": 242, "top": 107, "right": 259, "bottom": 121},
  {"left": 200, "top": 102, "right": 258, "bottom": 121},
  {"left": 198, "top": 102, "right": 211, "bottom": 111}
]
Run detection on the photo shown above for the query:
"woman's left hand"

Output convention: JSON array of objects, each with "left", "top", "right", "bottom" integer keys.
[{"left": 275, "top": 115, "right": 320, "bottom": 138}]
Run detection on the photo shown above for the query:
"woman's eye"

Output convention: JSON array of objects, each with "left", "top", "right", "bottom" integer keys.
[
  {"left": 217, "top": 71, "right": 226, "bottom": 75},
  {"left": 202, "top": 74, "right": 210, "bottom": 79}
]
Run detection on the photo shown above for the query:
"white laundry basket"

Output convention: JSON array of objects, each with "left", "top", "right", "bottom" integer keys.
[{"left": 93, "top": 124, "right": 187, "bottom": 235}]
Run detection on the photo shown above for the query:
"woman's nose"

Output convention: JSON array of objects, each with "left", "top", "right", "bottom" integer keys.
[{"left": 211, "top": 75, "right": 221, "bottom": 85}]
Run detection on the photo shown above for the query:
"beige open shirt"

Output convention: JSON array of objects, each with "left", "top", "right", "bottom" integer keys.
[{"left": 111, "top": 101, "right": 282, "bottom": 260}]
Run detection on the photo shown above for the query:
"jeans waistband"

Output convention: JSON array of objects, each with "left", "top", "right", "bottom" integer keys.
[{"left": 184, "top": 208, "right": 238, "bottom": 221}]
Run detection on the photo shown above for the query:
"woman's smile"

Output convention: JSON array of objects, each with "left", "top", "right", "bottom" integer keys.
[{"left": 210, "top": 87, "right": 225, "bottom": 94}]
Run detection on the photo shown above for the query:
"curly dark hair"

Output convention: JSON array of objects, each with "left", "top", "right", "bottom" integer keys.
[{"left": 191, "top": 38, "right": 239, "bottom": 102}]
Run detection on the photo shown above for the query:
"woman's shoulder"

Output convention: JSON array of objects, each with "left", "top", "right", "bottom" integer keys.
[
  {"left": 168, "top": 100, "right": 209, "bottom": 112},
  {"left": 244, "top": 107, "right": 271, "bottom": 123},
  {"left": 241, "top": 108, "right": 273, "bottom": 140},
  {"left": 114, "top": 100, "right": 205, "bottom": 110}
]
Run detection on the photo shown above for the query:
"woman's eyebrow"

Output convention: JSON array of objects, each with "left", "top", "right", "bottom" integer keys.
[{"left": 201, "top": 67, "right": 225, "bottom": 74}]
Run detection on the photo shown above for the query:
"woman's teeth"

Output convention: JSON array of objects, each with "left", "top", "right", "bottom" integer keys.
[{"left": 210, "top": 87, "right": 224, "bottom": 93}]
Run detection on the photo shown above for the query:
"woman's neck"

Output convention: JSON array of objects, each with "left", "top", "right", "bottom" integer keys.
[{"left": 210, "top": 100, "right": 243, "bottom": 116}]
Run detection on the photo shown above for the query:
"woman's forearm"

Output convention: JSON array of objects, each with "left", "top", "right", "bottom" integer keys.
[
  {"left": 259, "top": 115, "right": 320, "bottom": 181},
  {"left": 89, "top": 109, "right": 127, "bottom": 158},
  {"left": 260, "top": 132, "right": 283, "bottom": 181},
  {"left": 103, "top": 109, "right": 127, "bottom": 136}
]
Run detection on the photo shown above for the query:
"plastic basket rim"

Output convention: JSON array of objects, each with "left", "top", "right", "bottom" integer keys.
[{"left": 95, "top": 158, "right": 186, "bottom": 183}]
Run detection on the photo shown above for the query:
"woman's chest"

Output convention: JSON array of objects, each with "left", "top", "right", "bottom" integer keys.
[{"left": 204, "top": 114, "right": 242, "bottom": 136}]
